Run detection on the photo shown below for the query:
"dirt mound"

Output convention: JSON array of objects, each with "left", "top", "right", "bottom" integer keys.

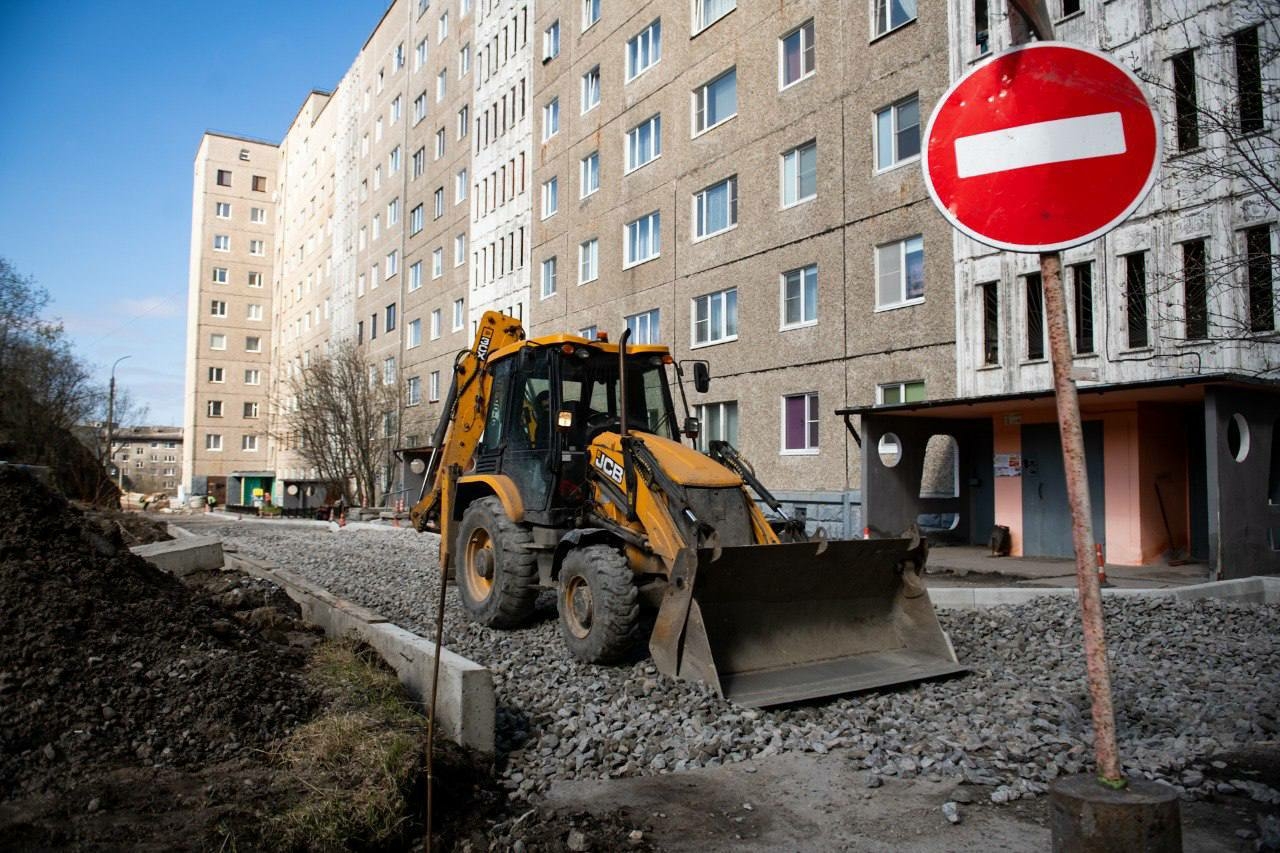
[{"left": 0, "top": 466, "right": 317, "bottom": 800}]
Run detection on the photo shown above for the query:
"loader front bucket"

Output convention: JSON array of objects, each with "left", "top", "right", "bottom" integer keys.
[{"left": 649, "top": 538, "right": 966, "bottom": 707}]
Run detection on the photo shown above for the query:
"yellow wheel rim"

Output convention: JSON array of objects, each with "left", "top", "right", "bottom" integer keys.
[
  {"left": 463, "top": 528, "right": 495, "bottom": 602},
  {"left": 562, "top": 575, "right": 593, "bottom": 639}
]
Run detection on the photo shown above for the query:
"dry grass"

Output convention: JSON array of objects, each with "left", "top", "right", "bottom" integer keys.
[{"left": 264, "top": 641, "right": 425, "bottom": 852}]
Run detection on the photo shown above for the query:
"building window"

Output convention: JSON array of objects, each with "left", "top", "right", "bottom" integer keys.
[
  {"left": 244, "top": 402, "right": 259, "bottom": 419},
  {"left": 435, "top": 128, "right": 446, "bottom": 159},
  {"left": 1172, "top": 50, "right": 1199, "bottom": 151},
  {"left": 407, "top": 317, "right": 422, "bottom": 347},
  {"left": 413, "top": 147, "right": 426, "bottom": 177},
  {"left": 244, "top": 368, "right": 260, "bottom": 385},
  {"left": 210, "top": 299, "right": 227, "bottom": 317},
  {"left": 438, "top": 11, "right": 449, "bottom": 41},
  {"left": 626, "top": 114, "right": 662, "bottom": 171},
  {"left": 872, "top": 0, "right": 916, "bottom": 37},
  {"left": 216, "top": 169, "right": 231, "bottom": 187},
  {"left": 456, "top": 168, "right": 468, "bottom": 202},
  {"left": 781, "top": 393, "right": 819, "bottom": 453},
  {"left": 979, "top": 281, "right": 999, "bottom": 365},
  {"left": 207, "top": 400, "right": 223, "bottom": 417},
  {"left": 209, "top": 333, "right": 226, "bottom": 351},
  {"left": 543, "top": 98, "right": 560, "bottom": 140},
  {"left": 541, "top": 177, "right": 559, "bottom": 218},
  {"left": 391, "top": 95, "right": 402, "bottom": 123},
  {"left": 215, "top": 201, "right": 231, "bottom": 218},
  {"left": 205, "top": 434, "right": 223, "bottom": 451},
  {"left": 411, "top": 204, "right": 424, "bottom": 235},
  {"left": 385, "top": 303, "right": 397, "bottom": 333},
  {"left": 1179, "top": 239, "right": 1209, "bottom": 340},
  {"left": 974, "top": 0, "right": 990, "bottom": 55},
  {"left": 247, "top": 304, "right": 263, "bottom": 321},
  {"left": 1024, "top": 272, "right": 1045, "bottom": 360},
  {"left": 436, "top": 69, "right": 447, "bottom": 101},
  {"left": 457, "top": 104, "right": 469, "bottom": 138},
  {"left": 877, "top": 381, "right": 925, "bottom": 406},
  {"left": 212, "top": 267, "right": 228, "bottom": 283},
  {"left": 876, "top": 94, "right": 921, "bottom": 170},
  {"left": 579, "top": 325, "right": 598, "bottom": 338},
  {"left": 434, "top": 187, "right": 445, "bottom": 218},
  {"left": 579, "top": 238, "right": 599, "bottom": 283},
  {"left": 452, "top": 299, "right": 465, "bottom": 331},
  {"left": 693, "top": 68, "right": 737, "bottom": 135},
  {"left": 781, "top": 264, "right": 818, "bottom": 328},
  {"left": 781, "top": 141, "right": 817, "bottom": 207},
  {"left": 692, "top": 287, "right": 738, "bottom": 346},
  {"left": 252, "top": 175, "right": 267, "bottom": 192},
  {"left": 433, "top": 248, "right": 444, "bottom": 278},
  {"left": 430, "top": 309, "right": 442, "bottom": 339},
  {"left": 779, "top": 19, "right": 815, "bottom": 89},
  {"left": 580, "top": 151, "right": 600, "bottom": 197},
  {"left": 386, "top": 250, "right": 399, "bottom": 277},
  {"left": 390, "top": 145, "right": 402, "bottom": 173},
  {"left": 459, "top": 43, "right": 471, "bottom": 76},
  {"left": 249, "top": 239, "right": 265, "bottom": 256},
  {"left": 383, "top": 357, "right": 397, "bottom": 386},
  {"left": 694, "top": 175, "right": 737, "bottom": 240},
  {"left": 544, "top": 20, "right": 561, "bottom": 60},
  {"left": 1245, "top": 225, "right": 1275, "bottom": 332},
  {"left": 580, "top": 67, "right": 601, "bottom": 116},
  {"left": 1124, "top": 252, "right": 1149, "bottom": 348},
  {"left": 242, "top": 435, "right": 258, "bottom": 452},
  {"left": 583, "top": 0, "right": 601, "bottom": 29},
  {"left": 388, "top": 197, "right": 400, "bottom": 225},
  {"left": 624, "top": 211, "right": 661, "bottom": 267},
  {"left": 875, "top": 235, "right": 924, "bottom": 308},
  {"left": 207, "top": 367, "right": 225, "bottom": 383},
  {"left": 1071, "top": 262, "right": 1095, "bottom": 354},
  {"left": 455, "top": 233, "right": 466, "bottom": 265},
  {"left": 1235, "top": 27, "right": 1263, "bottom": 134},
  {"left": 245, "top": 336, "right": 261, "bottom": 353},
  {"left": 248, "top": 271, "right": 263, "bottom": 288},
  {"left": 251, "top": 206, "right": 266, "bottom": 224},
  {"left": 626, "top": 308, "right": 660, "bottom": 344},
  {"left": 694, "top": 0, "right": 735, "bottom": 33},
  {"left": 695, "top": 401, "right": 738, "bottom": 451},
  {"left": 410, "top": 260, "right": 423, "bottom": 291},
  {"left": 542, "top": 256, "right": 558, "bottom": 297},
  {"left": 407, "top": 375, "right": 422, "bottom": 405},
  {"left": 627, "top": 19, "right": 661, "bottom": 81},
  {"left": 429, "top": 370, "right": 442, "bottom": 402},
  {"left": 213, "top": 234, "right": 230, "bottom": 252}
]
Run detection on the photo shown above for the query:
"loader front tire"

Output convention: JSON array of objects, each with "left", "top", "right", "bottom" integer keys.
[
  {"left": 455, "top": 497, "right": 538, "bottom": 628},
  {"left": 557, "top": 545, "right": 642, "bottom": 664}
]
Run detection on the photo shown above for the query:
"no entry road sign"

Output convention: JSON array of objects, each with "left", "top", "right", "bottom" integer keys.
[{"left": 922, "top": 42, "right": 1160, "bottom": 253}]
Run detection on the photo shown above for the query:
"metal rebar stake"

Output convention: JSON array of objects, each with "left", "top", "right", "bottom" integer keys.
[{"left": 1040, "top": 252, "right": 1123, "bottom": 785}]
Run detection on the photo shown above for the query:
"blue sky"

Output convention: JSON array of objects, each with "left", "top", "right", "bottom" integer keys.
[{"left": 0, "top": 1, "right": 387, "bottom": 425}]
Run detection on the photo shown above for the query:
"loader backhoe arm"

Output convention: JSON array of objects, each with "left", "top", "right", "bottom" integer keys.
[{"left": 410, "top": 311, "right": 525, "bottom": 534}]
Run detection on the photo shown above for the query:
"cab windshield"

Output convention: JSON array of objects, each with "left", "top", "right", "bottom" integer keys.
[{"left": 557, "top": 350, "right": 677, "bottom": 440}]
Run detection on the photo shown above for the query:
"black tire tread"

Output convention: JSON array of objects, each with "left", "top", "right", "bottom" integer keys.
[
  {"left": 557, "top": 544, "right": 643, "bottom": 664},
  {"left": 455, "top": 496, "right": 538, "bottom": 629}
]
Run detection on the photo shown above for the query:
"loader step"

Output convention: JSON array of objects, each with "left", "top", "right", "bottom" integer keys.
[{"left": 720, "top": 650, "right": 968, "bottom": 708}]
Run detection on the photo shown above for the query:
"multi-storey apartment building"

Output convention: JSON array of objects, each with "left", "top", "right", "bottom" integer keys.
[
  {"left": 850, "top": 0, "right": 1279, "bottom": 576},
  {"left": 108, "top": 426, "right": 183, "bottom": 494},
  {"left": 527, "top": 0, "right": 956, "bottom": 528},
  {"left": 183, "top": 134, "right": 278, "bottom": 506}
]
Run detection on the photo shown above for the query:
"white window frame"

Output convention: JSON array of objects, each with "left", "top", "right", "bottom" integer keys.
[
  {"left": 430, "top": 309, "right": 442, "bottom": 339},
  {"left": 779, "top": 19, "right": 816, "bottom": 89},
  {"left": 693, "top": 175, "right": 738, "bottom": 241},
  {"left": 871, "top": 0, "right": 917, "bottom": 39},
  {"left": 877, "top": 380, "right": 926, "bottom": 406},
  {"left": 207, "top": 399, "right": 223, "bottom": 417},
  {"left": 541, "top": 256, "right": 558, "bottom": 298},
  {"left": 874, "top": 93, "right": 921, "bottom": 172},
  {"left": 407, "top": 375, "right": 422, "bottom": 406},
  {"left": 410, "top": 260, "right": 423, "bottom": 291},
  {"left": 694, "top": 400, "right": 739, "bottom": 452},
  {"left": 455, "top": 233, "right": 467, "bottom": 265},
  {"left": 429, "top": 370, "right": 442, "bottom": 402},
  {"left": 626, "top": 308, "right": 661, "bottom": 344},
  {"left": 213, "top": 234, "right": 230, "bottom": 252},
  {"left": 250, "top": 206, "right": 265, "bottom": 223},
  {"left": 209, "top": 333, "right": 227, "bottom": 351},
  {"left": 625, "top": 114, "right": 661, "bottom": 172},
  {"left": 410, "top": 204, "right": 425, "bottom": 235},
  {"left": 624, "top": 211, "right": 661, "bottom": 268},
  {"left": 242, "top": 434, "right": 259, "bottom": 452},
  {"left": 581, "top": 65, "right": 601, "bottom": 113},
  {"left": 543, "top": 20, "right": 561, "bottom": 60},
  {"left": 208, "top": 367, "right": 225, "bottom": 383},
  {"left": 452, "top": 299, "right": 465, "bottom": 331},
  {"left": 780, "top": 392, "right": 820, "bottom": 454},
  {"left": 781, "top": 140, "right": 818, "bottom": 208},
  {"left": 692, "top": 67, "right": 737, "bottom": 136},
  {"left": 693, "top": 0, "right": 735, "bottom": 34},
  {"left": 215, "top": 201, "right": 231, "bottom": 219},
  {"left": 580, "top": 151, "right": 600, "bottom": 198},
  {"left": 407, "top": 318, "right": 422, "bottom": 348},
  {"left": 780, "top": 263, "right": 819, "bottom": 329},
  {"left": 205, "top": 434, "right": 223, "bottom": 451},
  {"left": 691, "top": 287, "right": 738, "bottom": 347},
  {"left": 244, "top": 368, "right": 260, "bottom": 385},
  {"left": 542, "top": 98, "right": 560, "bottom": 141},
  {"left": 875, "top": 234, "right": 925, "bottom": 310},
  {"left": 582, "top": 0, "right": 601, "bottom": 30},
  {"left": 626, "top": 19, "right": 662, "bottom": 81},
  {"left": 541, "top": 176, "right": 559, "bottom": 219},
  {"left": 432, "top": 248, "right": 444, "bottom": 278},
  {"left": 210, "top": 299, "right": 227, "bottom": 317},
  {"left": 212, "top": 267, "right": 228, "bottom": 283},
  {"left": 579, "top": 238, "right": 599, "bottom": 283},
  {"left": 456, "top": 168, "right": 468, "bottom": 202},
  {"left": 247, "top": 303, "right": 264, "bottom": 321},
  {"left": 245, "top": 335, "right": 262, "bottom": 353}
]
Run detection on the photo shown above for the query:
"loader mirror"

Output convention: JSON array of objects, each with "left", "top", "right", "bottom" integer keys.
[
  {"left": 683, "top": 416, "right": 700, "bottom": 440},
  {"left": 692, "top": 362, "right": 711, "bottom": 394}
]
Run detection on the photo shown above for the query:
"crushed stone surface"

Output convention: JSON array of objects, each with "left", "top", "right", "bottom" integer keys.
[{"left": 206, "top": 522, "right": 1280, "bottom": 803}]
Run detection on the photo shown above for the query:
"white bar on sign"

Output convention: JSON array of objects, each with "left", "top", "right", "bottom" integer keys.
[{"left": 953, "top": 112, "right": 1126, "bottom": 178}]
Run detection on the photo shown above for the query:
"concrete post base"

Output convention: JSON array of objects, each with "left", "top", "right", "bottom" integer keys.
[{"left": 1050, "top": 774, "right": 1182, "bottom": 852}]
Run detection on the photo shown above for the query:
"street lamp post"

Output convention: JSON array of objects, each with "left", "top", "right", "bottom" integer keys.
[{"left": 106, "top": 355, "right": 131, "bottom": 491}]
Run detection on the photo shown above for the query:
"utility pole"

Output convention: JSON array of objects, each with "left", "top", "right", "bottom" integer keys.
[{"left": 107, "top": 355, "right": 131, "bottom": 491}]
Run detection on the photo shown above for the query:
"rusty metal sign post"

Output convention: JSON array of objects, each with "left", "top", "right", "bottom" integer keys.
[{"left": 1038, "top": 252, "right": 1124, "bottom": 786}]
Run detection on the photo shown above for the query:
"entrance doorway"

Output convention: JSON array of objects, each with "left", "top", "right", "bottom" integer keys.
[{"left": 1021, "top": 422, "right": 1106, "bottom": 557}]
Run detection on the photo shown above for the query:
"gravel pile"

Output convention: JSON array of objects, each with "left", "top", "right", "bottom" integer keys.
[{"left": 210, "top": 522, "right": 1280, "bottom": 804}]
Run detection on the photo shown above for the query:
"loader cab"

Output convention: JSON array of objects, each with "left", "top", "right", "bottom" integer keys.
[{"left": 475, "top": 341, "right": 680, "bottom": 525}]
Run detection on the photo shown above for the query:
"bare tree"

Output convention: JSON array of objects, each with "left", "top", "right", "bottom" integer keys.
[{"left": 280, "top": 340, "right": 402, "bottom": 507}]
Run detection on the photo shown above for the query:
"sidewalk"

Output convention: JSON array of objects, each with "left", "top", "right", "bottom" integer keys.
[{"left": 924, "top": 545, "right": 1212, "bottom": 590}]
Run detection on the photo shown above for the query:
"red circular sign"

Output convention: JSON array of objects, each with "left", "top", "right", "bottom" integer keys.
[{"left": 922, "top": 42, "right": 1160, "bottom": 253}]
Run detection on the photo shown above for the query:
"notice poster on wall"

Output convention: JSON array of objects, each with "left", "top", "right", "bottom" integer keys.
[{"left": 994, "top": 454, "right": 1022, "bottom": 477}]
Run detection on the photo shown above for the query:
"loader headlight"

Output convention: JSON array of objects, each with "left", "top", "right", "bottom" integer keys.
[{"left": 557, "top": 410, "right": 574, "bottom": 429}]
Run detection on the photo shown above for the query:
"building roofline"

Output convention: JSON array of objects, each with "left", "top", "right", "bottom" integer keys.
[
  {"left": 201, "top": 130, "right": 279, "bottom": 148},
  {"left": 361, "top": 0, "right": 399, "bottom": 52},
  {"left": 284, "top": 89, "right": 335, "bottom": 134},
  {"left": 835, "top": 372, "right": 1280, "bottom": 418}
]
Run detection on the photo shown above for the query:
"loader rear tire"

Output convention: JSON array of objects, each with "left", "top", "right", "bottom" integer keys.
[
  {"left": 557, "top": 545, "right": 642, "bottom": 664},
  {"left": 455, "top": 497, "right": 538, "bottom": 628}
]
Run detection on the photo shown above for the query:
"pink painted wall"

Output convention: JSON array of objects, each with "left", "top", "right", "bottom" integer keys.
[
  {"left": 992, "top": 418, "right": 1023, "bottom": 555},
  {"left": 1102, "top": 411, "right": 1143, "bottom": 565},
  {"left": 1137, "top": 405, "right": 1189, "bottom": 562}
]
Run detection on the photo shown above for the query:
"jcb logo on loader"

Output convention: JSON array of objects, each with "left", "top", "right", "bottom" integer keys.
[
  {"left": 475, "top": 330, "right": 494, "bottom": 361},
  {"left": 593, "top": 451, "right": 625, "bottom": 485}
]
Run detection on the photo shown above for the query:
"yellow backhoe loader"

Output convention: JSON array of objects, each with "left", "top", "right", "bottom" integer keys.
[{"left": 410, "top": 311, "right": 964, "bottom": 706}]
